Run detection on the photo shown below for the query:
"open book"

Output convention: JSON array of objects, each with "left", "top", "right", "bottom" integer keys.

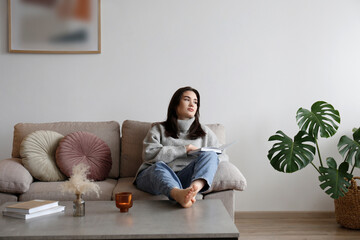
[{"left": 188, "top": 141, "right": 236, "bottom": 155}]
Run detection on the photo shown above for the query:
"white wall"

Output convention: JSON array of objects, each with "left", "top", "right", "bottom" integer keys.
[{"left": 1, "top": 0, "right": 360, "bottom": 211}]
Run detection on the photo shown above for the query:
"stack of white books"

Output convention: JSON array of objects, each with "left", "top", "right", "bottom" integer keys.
[{"left": 2, "top": 200, "right": 65, "bottom": 219}]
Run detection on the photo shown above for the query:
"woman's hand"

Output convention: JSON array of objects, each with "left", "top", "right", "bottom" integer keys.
[{"left": 185, "top": 144, "right": 198, "bottom": 153}]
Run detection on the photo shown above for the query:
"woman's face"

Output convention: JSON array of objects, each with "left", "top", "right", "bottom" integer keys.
[{"left": 176, "top": 91, "right": 198, "bottom": 120}]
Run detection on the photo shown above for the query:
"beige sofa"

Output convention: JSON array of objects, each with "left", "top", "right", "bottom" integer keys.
[{"left": 0, "top": 121, "right": 246, "bottom": 219}]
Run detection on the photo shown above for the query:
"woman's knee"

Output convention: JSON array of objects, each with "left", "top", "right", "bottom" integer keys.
[
  {"left": 199, "top": 151, "right": 219, "bottom": 161},
  {"left": 137, "top": 162, "right": 168, "bottom": 181}
]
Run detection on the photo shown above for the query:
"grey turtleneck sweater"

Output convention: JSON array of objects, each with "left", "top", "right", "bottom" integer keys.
[{"left": 135, "top": 118, "right": 228, "bottom": 177}]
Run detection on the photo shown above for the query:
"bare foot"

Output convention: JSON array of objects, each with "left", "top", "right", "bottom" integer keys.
[
  {"left": 189, "top": 179, "right": 205, "bottom": 204},
  {"left": 190, "top": 179, "right": 205, "bottom": 194},
  {"left": 170, "top": 185, "right": 198, "bottom": 208}
]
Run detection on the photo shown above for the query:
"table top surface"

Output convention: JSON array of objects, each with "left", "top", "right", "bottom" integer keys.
[{"left": 0, "top": 199, "right": 239, "bottom": 239}]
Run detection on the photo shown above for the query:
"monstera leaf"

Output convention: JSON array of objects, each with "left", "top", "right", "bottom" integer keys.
[
  {"left": 319, "top": 158, "right": 353, "bottom": 199},
  {"left": 296, "top": 101, "right": 340, "bottom": 139},
  {"left": 338, "top": 128, "right": 360, "bottom": 168},
  {"left": 268, "top": 130, "right": 316, "bottom": 173}
]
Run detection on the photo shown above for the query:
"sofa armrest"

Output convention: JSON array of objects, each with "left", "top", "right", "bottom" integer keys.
[
  {"left": 0, "top": 158, "right": 33, "bottom": 194},
  {"left": 203, "top": 190, "right": 235, "bottom": 220},
  {"left": 203, "top": 161, "right": 247, "bottom": 194}
]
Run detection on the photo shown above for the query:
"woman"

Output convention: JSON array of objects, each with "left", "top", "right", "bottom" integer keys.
[{"left": 134, "top": 86, "right": 226, "bottom": 208}]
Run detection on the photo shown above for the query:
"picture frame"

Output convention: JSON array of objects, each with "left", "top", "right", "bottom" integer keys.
[{"left": 8, "top": 0, "right": 101, "bottom": 54}]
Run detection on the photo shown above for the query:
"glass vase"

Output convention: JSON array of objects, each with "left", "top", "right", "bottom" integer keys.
[{"left": 73, "top": 193, "right": 85, "bottom": 217}]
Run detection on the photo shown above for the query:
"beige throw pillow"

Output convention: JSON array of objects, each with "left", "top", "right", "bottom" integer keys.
[
  {"left": 20, "top": 130, "right": 66, "bottom": 181},
  {"left": 0, "top": 158, "right": 33, "bottom": 193}
]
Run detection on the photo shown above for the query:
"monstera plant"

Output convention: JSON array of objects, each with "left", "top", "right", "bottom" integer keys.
[{"left": 267, "top": 101, "right": 360, "bottom": 199}]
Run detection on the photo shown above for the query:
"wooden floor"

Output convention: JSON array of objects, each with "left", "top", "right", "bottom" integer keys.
[{"left": 235, "top": 212, "right": 360, "bottom": 240}]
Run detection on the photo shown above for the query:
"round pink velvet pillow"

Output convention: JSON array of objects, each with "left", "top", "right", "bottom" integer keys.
[{"left": 56, "top": 131, "right": 112, "bottom": 181}]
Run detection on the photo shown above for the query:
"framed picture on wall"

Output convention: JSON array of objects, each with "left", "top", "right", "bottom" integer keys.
[{"left": 8, "top": 0, "right": 101, "bottom": 54}]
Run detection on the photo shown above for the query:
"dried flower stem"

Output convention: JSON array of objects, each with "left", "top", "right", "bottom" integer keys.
[{"left": 60, "top": 163, "right": 100, "bottom": 198}]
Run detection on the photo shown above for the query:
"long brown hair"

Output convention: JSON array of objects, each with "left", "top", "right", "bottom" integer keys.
[{"left": 162, "top": 86, "right": 206, "bottom": 139}]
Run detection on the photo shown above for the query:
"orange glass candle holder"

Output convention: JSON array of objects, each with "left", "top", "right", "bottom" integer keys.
[{"left": 115, "top": 192, "right": 133, "bottom": 212}]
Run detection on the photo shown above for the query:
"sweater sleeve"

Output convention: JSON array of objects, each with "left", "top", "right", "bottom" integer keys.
[{"left": 142, "top": 124, "right": 187, "bottom": 164}]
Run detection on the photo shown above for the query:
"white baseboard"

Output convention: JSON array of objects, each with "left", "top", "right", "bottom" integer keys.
[{"left": 235, "top": 211, "right": 335, "bottom": 219}]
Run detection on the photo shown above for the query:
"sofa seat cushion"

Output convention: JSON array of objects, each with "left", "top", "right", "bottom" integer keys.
[
  {"left": 20, "top": 130, "right": 66, "bottom": 181},
  {"left": 19, "top": 179, "right": 117, "bottom": 201},
  {"left": 0, "top": 158, "right": 33, "bottom": 194},
  {"left": 113, "top": 178, "right": 202, "bottom": 201},
  {"left": 56, "top": 131, "right": 112, "bottom": 181},
  {"left": 0, "top": 192, "right": 18, "bottom": 206}
]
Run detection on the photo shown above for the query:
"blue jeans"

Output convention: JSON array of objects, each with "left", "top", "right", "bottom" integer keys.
[{"left": 135, "top": 151, "right": 219, "bottom": 199}]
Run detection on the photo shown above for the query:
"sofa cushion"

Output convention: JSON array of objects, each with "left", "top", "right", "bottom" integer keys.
[
  {"left": 120, "top": 120, "right": 152, "bottom": 177},
  {"left": 20, "top": 130, "right": 66, "bottom": 182},
  {"left": 19, "top": 179, "right": 117, "bottom": 201},
  {"left": 0, "top": 192, "right": 18, "bottom": 205},
  {"left": 12, "top": 121, "right": 120, "bottom": 178},
  {"left": 120, "top": 120, "right": 227, "bottom": 178},
  {"left": 56, "top": 131, "right": 112, "bottom": 181},
  {"left": 206, "top": 123, "right": 226, "bottom": 145},
  {"left": 203, "top": 161, "right": 247, "bottom": 194},
  {"left": 0, "top": 158, "right": 33, "bottom": 194}
]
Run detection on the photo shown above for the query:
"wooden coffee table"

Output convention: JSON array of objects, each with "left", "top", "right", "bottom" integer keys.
[{"left": 0, "top": 199, "right": 239, "bottom": 239}]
